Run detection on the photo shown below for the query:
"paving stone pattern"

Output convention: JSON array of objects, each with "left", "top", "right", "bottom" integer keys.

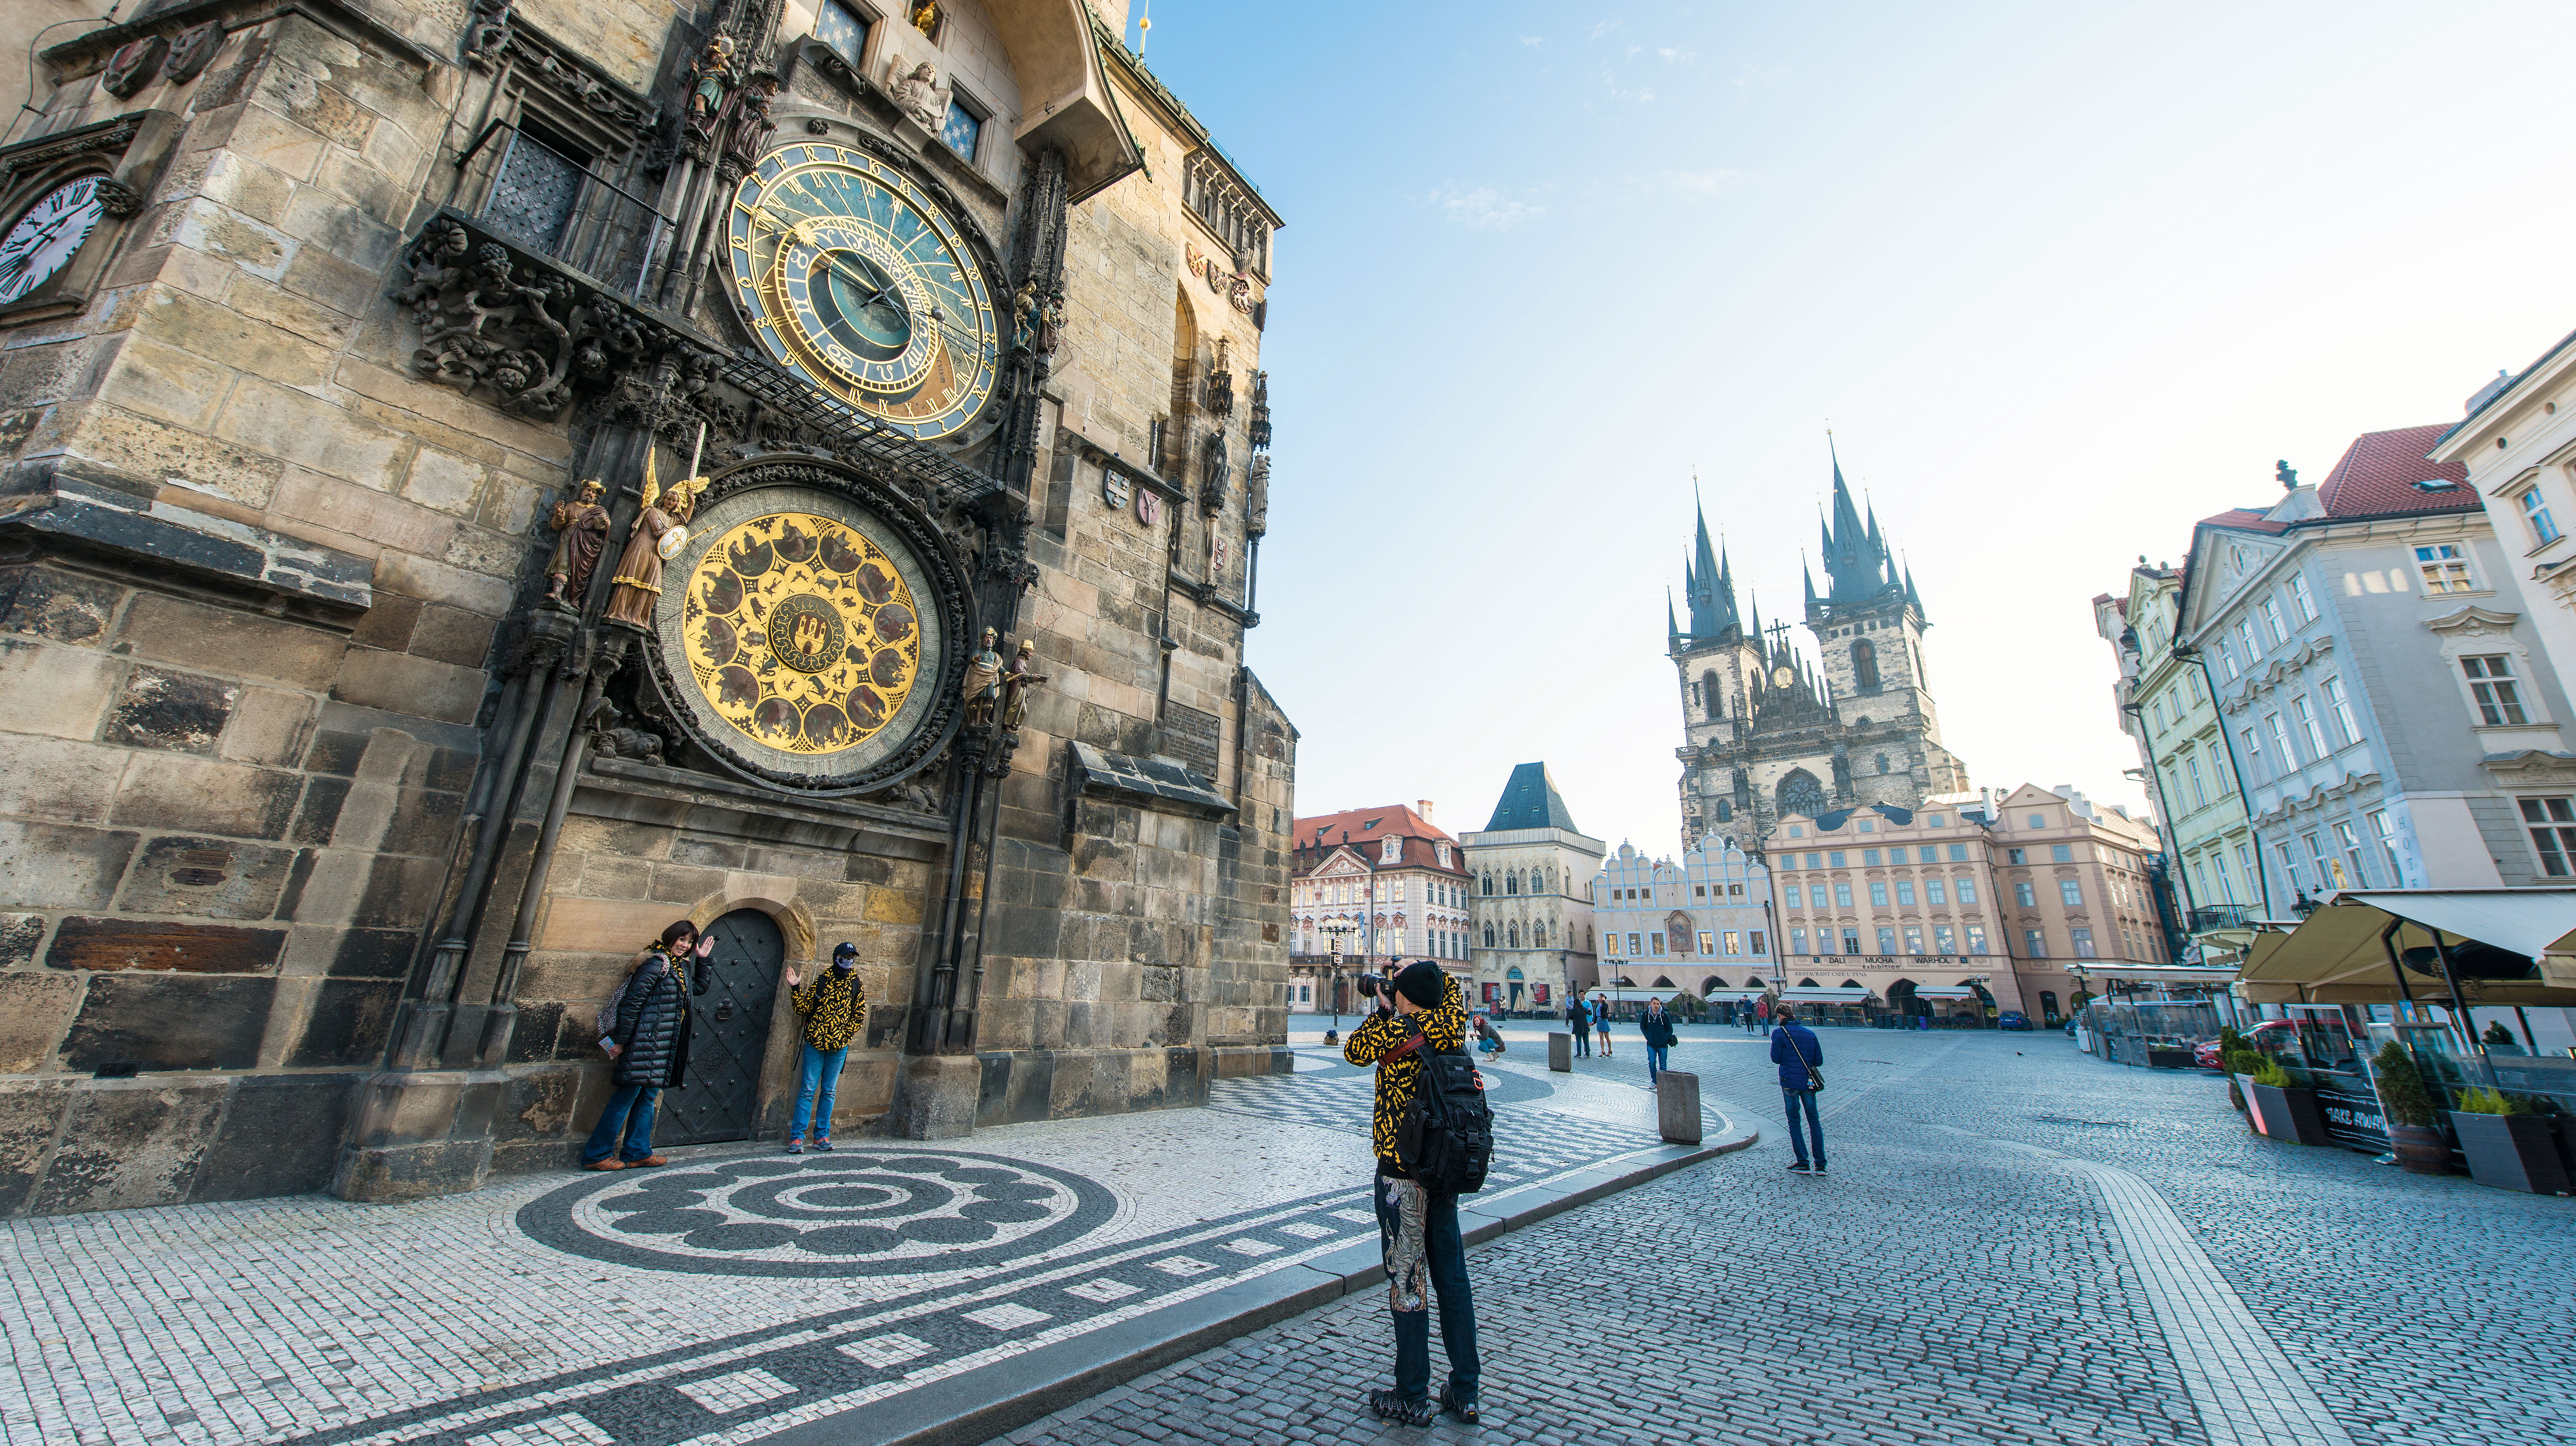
[
  {"left": 0, "top": 1064, "right": 1665, "bottom": 1446},
  {"left": 999, "top": 1026, "right": 2576, "bottom": 1446}
]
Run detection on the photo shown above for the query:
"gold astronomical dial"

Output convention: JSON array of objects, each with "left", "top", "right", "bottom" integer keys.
[
  {"left": 680, "top": 512, "right": 922, "bottom": 755},
  {"left": 726, "top": 144, "right": 998, "bottom": 440},
  {"left": 1773, "top": 665, "right": 1797, "bottom": 689}
]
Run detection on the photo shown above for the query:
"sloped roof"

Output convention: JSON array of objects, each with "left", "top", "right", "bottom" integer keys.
[
  {"left": 1483, "top": 762, "right": 1581, "bottom": 833},
  {"left": 1293, "top": 803, "right": 1454, "bottom": 850},
  {"left": 2316, "top": 425, "right": 2475, "bottom": 519},
  {"left": 2196, "top": 506, "right": 2286, "bottom": 535}
]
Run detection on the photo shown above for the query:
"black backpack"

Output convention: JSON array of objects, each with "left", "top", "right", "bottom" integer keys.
[{"left": 1396, "top": 1047, "right": 1494, "bottom": 1194}]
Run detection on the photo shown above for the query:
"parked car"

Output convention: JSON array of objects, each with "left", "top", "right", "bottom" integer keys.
[
  {"left": 2194, "top": 1020, "right": 2296, "bottom": 1070},
  {"left": 1998, "top": 1011, "right": 2029, "bottom": 1031}
]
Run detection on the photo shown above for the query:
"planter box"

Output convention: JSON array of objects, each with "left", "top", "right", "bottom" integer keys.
[
  {"left": 2245, "top": 1080, "right": 2331, "bottom": 1145},
  {"left": 2450, "top": 1111, "right": 2573, "bottom": 1195},
  {"left": 2387, "top": 1123, "right": 2453, "bottom": 1175}
]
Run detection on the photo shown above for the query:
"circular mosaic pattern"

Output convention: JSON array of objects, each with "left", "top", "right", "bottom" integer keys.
[{"left": 518, "top": 1150, "right": 1117, "bottom": 1278}]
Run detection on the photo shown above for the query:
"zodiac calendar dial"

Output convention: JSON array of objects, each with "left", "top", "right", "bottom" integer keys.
[
  {"left": 680, "top": 512, "right": 922, "bottom": 756},
  {"left": 726, "top": 144, "right": 999, "bottom": 440}
]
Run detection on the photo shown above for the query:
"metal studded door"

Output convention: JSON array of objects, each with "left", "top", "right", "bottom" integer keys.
[{"left": 657, "top": 909, "right": 784, "bottom": 1146}]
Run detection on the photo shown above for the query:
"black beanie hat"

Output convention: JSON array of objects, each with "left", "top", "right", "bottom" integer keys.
[{"left": 1393, "top": 960, "right": 1445, "bottom": 1008}]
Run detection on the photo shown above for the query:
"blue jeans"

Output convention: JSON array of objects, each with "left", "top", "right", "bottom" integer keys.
[
  {"left": 1373, "top": 1166, "right": 1478, "bottom": 1404},
  {"left": 791, "top": 1044, "right": 849, "bottom": 1140},
  {"left": 1783, "top": 1088, "right": 1825, "bottom": 1167},
  {"left": 1572, "top": 1026, "right": 1590, "bottom": 1057},
  {"left": 1647, "top": 1044, "right": 1669, "bottom": 1081},
  {"left": 582, "top": 1083, "right": 659, "bottom": 1164}
]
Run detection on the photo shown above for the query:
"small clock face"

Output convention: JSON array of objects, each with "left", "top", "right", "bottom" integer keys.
[
  {"left": 726, "top": 145, "right": 998, "bottom": 440},
  {"left": 0, "top": 177, "right": 106, "bottom": 304},
  {"left": 1773, "top": 665, "right": 1796, "bottom": 689}
]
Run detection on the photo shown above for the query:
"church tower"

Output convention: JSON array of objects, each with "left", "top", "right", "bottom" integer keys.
[{"left": 1669, "top": 451, "right": 1968, "bottom": 855}]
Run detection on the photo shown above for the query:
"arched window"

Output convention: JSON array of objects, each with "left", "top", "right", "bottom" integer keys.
[
  {"left": 1853, "top": 638, "right": 1880, "bottom": 690},
  {"left": 1506, "top": 873, "right": 1519, "bottom": 894},
  {"left": 1480, "top": 872, "right": 1493, "bottom": 896},
  {"left": 1534, "top": 921, "right": 1549, "bottom": 947},
  {"left": 1777, "top": 769, "right": 1828, "bottom": 818},
  {"left": 1483, "top": 923, "right": 1496, "bottom": 947},
  {"left": 1652, "top": 975, "right": 1675, "bottom": 988},
  {"left": 1798, "top": 977, "right": 1820, "bottom": 988},
  {"left": 1507, "top": 923, "right": 1520, "bottom": 948},
  {"left": 1701, "top": 669, "right": 1721, "bottom": 717},
  {"left": 1875, "top": 753, "right": 1890, "bottom": 774}
]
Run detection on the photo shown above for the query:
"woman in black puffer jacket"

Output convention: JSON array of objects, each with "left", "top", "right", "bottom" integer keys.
[{"left": 581, "top": 919, "right": 711, "bottom": 1170}]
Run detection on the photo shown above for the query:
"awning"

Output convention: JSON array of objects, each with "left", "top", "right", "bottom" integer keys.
[
  {"left": 1701, "top": 988, "right": 1770, "bottom": 1001},
  {"left": 2067, "top": 963, "right": 2240, "bottom": 984},
  {"left": 2236, "top": 888, "right": 2576, "bottom": 1005},
  {"left": 1780, "top": 986, "right": 1876, "bottom": 1003},
  {"left": 1909, "top": 986, "right": 1980, "bottom": 1001}
]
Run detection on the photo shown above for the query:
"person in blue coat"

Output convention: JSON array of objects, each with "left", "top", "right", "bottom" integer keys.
[
  {"left": 1769, "top": 1006, "right": 1827, "bottom": 1174},
  {"left": 1638, "top": 999, "right": 1679, "bottom": 1084}
]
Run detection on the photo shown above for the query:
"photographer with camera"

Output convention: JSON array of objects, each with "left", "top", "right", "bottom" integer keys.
[{"left": 1342, "top": 960, "right": 1482, "bottom": 1427}]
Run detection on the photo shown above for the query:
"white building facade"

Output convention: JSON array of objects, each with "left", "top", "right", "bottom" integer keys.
[
  {"left": 1461, "top": 763, "right": 1602, "bottom": 1013},
  {"left": 1592, "top": 839, "right": 1776, "bottom": 999}
]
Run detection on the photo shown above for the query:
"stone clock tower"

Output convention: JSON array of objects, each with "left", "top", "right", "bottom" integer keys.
[{"left": 1671, "top": 454, "right": 1968, "bottom": 853}]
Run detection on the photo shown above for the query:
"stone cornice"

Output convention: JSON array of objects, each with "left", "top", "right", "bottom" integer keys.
[
  {"left": 2424, "top": 603, "right": 2522, "bottom": 636},
  {"left": 42, "top": 0, "right": 434, "bottom": 76}
]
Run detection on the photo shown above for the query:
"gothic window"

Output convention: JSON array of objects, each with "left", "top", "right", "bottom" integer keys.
[
  {"left": 1777, "top": 769, "right": 1829, "bottom": 819},
  {"left": 1507, "top": 924, "right": 1520, "bottom": 948},
  {"left": 1506, "top": 873, "right": 1519, "bottom": 895},
  {"left": 1875, "top": 754, "right": 1889, "bottom": 774},
  {"left": 1534, "top": 921, "right": 1549, "bottom": 947},
  {"left": 1480, "top": 872, "right": 1492, "bottom": 896},
  {"left": 1716, "top": 800, "right": 1732, "bottom": 822},
  {"left": 1483, "top": 923, "right": 1496, "bottom": 947},
  {"left": 1853, "top": 638, "right": 1880, "bottom": 691},
  {"left": 1702, "top": 670, "right": 1721, "bottom": 718}
]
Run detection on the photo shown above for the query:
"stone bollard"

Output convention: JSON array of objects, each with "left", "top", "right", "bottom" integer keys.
[
  {"left": 1657, "top": 1071, "right": 1702, "bottom": 1144},
  {"left": 1548, "top": 1032, "right": 1572, "bottom": 1072}
]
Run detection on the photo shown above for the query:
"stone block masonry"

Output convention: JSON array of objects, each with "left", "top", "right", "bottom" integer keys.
[{"left": 0, "top": 0, "right": 1294, "bottom": 1215}]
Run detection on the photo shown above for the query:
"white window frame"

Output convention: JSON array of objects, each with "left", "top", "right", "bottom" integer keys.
[
  {"left": 2289, "top": 572, "right": 2317, "bottom": 621},
  {"left": 2292, "top": 695, "right": 2328, "bottom": 758},
  {"left": 2415, "top": 543, "right": 2476, "bottom": 595},
  {"left": 2521, "top": 486, "right": 2562, "bottom": 546}
]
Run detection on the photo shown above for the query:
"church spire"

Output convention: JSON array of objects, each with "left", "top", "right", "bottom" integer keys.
[
  {"left": 1667, "top": 588, "right": 1680, "bottom": 645},
  {"left": 1681, "top": 481, "right": 1742, "bottom": 645},
  {"left": 1818, "top": 441, "right": 1900, "bottom": 609}
]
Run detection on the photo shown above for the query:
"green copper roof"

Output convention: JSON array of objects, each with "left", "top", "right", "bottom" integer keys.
[{"left": 1484, "top": 762, "right": 1580, "bottom": 833}]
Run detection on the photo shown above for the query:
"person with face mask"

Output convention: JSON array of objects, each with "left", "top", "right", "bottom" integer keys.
[{"left": 784, "top": 941, "right": 869, "bottom": 1153}]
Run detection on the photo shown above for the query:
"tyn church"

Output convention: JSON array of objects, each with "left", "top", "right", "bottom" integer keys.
[{"left": 1670, "top": 454, "right": 1969, "bottom": 851}]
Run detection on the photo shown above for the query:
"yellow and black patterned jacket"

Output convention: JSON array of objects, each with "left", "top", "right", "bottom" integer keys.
[
  {"left": 790, "top": 966, "right": 868, "bottom": 1050},
  {"left": 1342, "top": 974, "right": 1466, "bottom": 1173}
]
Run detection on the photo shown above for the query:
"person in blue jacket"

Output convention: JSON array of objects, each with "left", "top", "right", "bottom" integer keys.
[
  {"left": 1638, "top": 999, "right": 1679, "bottom": 1084},
  {"left": 1769, "top": 1005, "right": 1827, "bottom": 1174}
]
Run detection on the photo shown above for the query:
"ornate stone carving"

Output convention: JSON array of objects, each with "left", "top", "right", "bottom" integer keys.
[
  {"left": 102, "top": 36, "right": 168, "bottom": 98},
  {"left": 586, "top": 696, "right": 666, "bottom": 763},
  {"left": 400, "top": 238, "right": 582, "bottom": 416},
  {"left": 92, "top": 178, "right": 142, "bottom": 217},
  {"left": 1244, "top": 454, "right": 1269, "bottom": 538},
  {"left": 162, "top": 23, "right": 223, "bottom": 85},
  {"left": 1247, "top": 371, "right": 1271, "bottom": 450},
  {"left": 462, "top": 0, "right": 511, "bottom": 70},
  {"left": 888, "top": 59, "right": 952, "bottom": 132}
]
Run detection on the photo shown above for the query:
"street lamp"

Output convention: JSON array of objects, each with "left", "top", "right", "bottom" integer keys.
[{"left": 1321, "top": 919, "right": 1358, "bottom": 1042}]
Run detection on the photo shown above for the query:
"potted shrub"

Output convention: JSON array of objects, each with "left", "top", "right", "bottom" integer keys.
[
  {"left": 2243, "top": 1058, "right": 2331, "bottom": 1145},
  {"left": 2370, "top": 1040, "right": 2450, "bottom": 1175},
  {"left": 2449, "top": 1087, "right": 2572, "bottom": 1195}
]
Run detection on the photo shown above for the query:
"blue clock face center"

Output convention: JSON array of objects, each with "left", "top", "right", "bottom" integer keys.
[{"left": 812, "top": 249, "right": 911, "bottom": 360}]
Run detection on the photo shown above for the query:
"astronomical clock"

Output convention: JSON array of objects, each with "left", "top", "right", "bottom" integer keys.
[
  {"left": 635, "top": 140, "right": 1004, "bottom": 792},
  {"left": 723, "top": 142, "right": 999, "bottom": 440}
]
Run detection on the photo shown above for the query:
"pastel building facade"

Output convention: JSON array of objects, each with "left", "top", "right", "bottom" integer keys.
[
  {"left": 1590, "top": 839, "right": 1774, "bottom": 999},
  {"left": 1461, "top": 763, "right": 1602, "bottom": 1011}
]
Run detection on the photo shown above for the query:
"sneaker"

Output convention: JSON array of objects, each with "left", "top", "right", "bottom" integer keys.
[
  {"left": 1786, "top": 1162, "right": 1812, "bottom": 1174},
  {"left": 786, "top": 1139, "right": 804, "bottom": 1155},
  {"left": 1811, "top": 1163, "right": 1828, "bottom": 1174},
  {"left": 1438, "top": 1386, "right": 1481, "bottom": 1424},
  {"left": 813, "top": 1138, "right": 833, "bottom": 1152},
  {"left": 1366, "top": 1390, "right": 1436, "bottom": 1427},
  {"left": 628, "top": 1155, "right": 670, "bottom": 1168},
  {"left": 582, "top": 1159, "right": 626, "bottom": 1172}
]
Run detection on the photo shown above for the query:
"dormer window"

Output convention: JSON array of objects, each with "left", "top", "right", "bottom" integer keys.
[
  {"left": 2413, "top": 477, "right": 2459, "bottom": 492},
  {"left": 1381, "top": 837, "right": 1401, "bottom": 864},
  {"left": 1435, "top": 843, "right": 1450, "bottom": 867}
]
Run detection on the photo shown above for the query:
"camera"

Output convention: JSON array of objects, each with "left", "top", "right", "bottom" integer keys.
[{"left": 1355, "top": 974, "right": 1381, "bottom": 999}]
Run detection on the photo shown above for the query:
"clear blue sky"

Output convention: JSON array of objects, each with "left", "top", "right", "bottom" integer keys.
[{"left": 1128, "top": 0, "right": 2576, "bottom": 858}]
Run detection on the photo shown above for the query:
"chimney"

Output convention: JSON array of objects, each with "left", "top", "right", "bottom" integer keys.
[{"left": 1416, "top": 799, "right": 1434, "bottom": 823}]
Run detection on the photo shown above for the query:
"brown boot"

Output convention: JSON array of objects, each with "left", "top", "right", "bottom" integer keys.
[
  {"left": 629, "top": 1154, "right": 670, "bottom": 1167},
  {"left": 583, "top": 1159, "right": 626, "bottom": 1172}
]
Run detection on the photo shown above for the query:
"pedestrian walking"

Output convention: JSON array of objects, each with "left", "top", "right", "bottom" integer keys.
[
  {"left": 1343, "top": 961, "right": 1482, "bottom": 1427},
  {"left": 1566, "top": 989, "right": 1592, "bottom": 1058},
  {"left": 1640, "top": 998, "right": 1678, "bottom": 1084},
  {"left": 1770, "top": 1006, "right": 1827, "bottom": 1174},
  {"left": 583, "top": 919, "right": 711, "bottom": 1170},
  {"left": 1594, "top": 995, "right": 1614, "bottom": 1057},
  {"left": 784, "top": 941, "right": 869, "bottom": 1154}
]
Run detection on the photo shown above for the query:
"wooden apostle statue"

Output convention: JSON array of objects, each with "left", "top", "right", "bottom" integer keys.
[{"left": 542, "top": 478, "right": 610, "bottom": 610}]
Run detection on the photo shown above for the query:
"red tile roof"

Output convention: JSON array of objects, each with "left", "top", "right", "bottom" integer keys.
[
  {"left": 2316, "top": 424, "right": 2475, "bottom": 519},
  {"left": 1293, "top": 803, "right": 1456, "bottom": 849},
  {"left": 2196, "top": 506, "right": 2285, "bottom": 535}
]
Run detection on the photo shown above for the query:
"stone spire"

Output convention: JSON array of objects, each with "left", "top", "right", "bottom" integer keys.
[
  {"left": 1819, "top": 443, "right": 1900, "bottom": 608},
  {"left": 1681, "top": 488, "right": 1741, "bottom": 645}
]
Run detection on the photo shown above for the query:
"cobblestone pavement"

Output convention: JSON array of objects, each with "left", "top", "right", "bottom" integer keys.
[
  {"left": 1000, "top": 1024, "right": 2576, "bottom": 1446},
  {"left": 0, "top": 1067, "right": 1680, "bottom": 1446}
]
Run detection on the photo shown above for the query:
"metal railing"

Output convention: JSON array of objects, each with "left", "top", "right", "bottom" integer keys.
[
  {"left": 460, "top": 121, "right": 668, "bottom": 301},
  {"left": 2188, "top": 904, "right": 2259, "bottom": 932}
]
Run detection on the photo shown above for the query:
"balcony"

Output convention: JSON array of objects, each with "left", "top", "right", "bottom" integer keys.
[{"left": 2188, "top": 905, "right": 2259, "bottom": 933}]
